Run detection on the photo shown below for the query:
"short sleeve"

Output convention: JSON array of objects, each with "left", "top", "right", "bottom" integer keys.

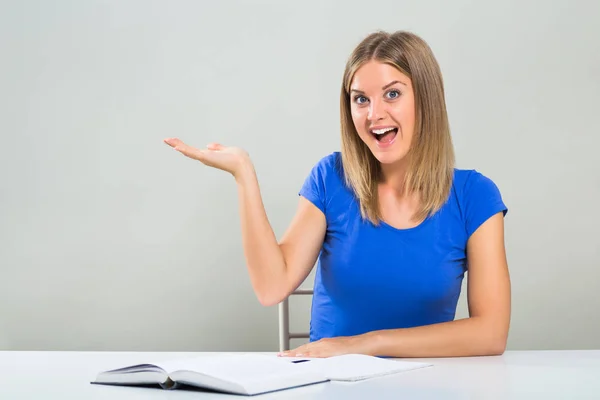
[
  {"left": 298, "top": 153, "right": 344, "bottom": 216},
  {"left": 463, "top": 171, "right": 508, "bottom": 239},
  {"left": 298, "top": 157, "right": 328, "bottom": 215}
]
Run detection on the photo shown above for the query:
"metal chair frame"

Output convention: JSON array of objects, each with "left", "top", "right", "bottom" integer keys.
[{"left": 278, "top": 288, "right": 313, "bottom": 352}]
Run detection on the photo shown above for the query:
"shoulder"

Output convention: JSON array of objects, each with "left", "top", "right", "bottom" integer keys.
[
  {"left": 451, "top": 168, "right": 508, "bottom": 239},
  {"left": 452, "top": 169, "right": 502, "bottom": 197},
  {"left": 303, "top": 151, "right": 345, "bottom": 188},
  {"left": 311, "top": 151, "right": 343, "bottom": 175},
  {"left": 299, "top": 151, "right": 347, "bottom": 215}
]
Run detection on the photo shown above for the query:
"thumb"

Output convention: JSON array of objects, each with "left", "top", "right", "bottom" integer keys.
[{"left": 206, "top": 142, "right": 225, "bottom": 151}]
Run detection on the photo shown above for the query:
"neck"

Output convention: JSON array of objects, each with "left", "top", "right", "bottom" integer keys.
[{"left": 379, "top": 157, "right": 410, "bottom": 195}]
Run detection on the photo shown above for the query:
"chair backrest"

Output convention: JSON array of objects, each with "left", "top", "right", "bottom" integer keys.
[{"left": 278, "top": 288, "right": 313, "bottom": 352}]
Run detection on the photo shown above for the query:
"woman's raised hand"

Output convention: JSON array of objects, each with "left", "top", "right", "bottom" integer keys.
[{"left": 164, "top": 138, "right": 252, "bottom": 179}]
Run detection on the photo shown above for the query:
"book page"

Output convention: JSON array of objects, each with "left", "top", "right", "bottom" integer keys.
[
  {"left": 153, "top": 354, "right": 324, "bottom": 384},
  {"left": 281, "top": 354, "right": 432, "bottom": 381}
]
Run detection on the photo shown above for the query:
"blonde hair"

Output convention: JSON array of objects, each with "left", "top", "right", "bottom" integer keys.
[{"left": 340, "top": 30, "right": 455, "bottom": 225}]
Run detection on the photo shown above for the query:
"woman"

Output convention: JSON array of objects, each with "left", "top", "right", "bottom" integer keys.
[{"left": 164, "top": 30, "right": 510, "bottom": 358}]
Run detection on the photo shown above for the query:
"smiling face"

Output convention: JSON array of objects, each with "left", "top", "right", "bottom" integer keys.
[{"left": 349, "top": 60, "right": 416, "bottom": 166}]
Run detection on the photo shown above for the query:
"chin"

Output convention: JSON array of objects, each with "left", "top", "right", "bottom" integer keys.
[{"left": 370, "top": 147, "right": 408, "bottom": 166}]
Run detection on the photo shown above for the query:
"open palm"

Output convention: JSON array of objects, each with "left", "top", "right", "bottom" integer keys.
[{"left": 164, "top": 138, "right": 250, "bottom": 178}]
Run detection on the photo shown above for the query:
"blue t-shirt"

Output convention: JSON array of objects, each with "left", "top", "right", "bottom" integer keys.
[{"left": 299, "top": 152, "right": 508, "bottom": 342}]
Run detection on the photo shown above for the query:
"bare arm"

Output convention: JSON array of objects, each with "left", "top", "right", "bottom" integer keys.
[
  {"left": 164, "top": 138, "right": 326, "bottom": 306},
  {"left": 236, "top": 164, "right": 326, "bottom": 306}
]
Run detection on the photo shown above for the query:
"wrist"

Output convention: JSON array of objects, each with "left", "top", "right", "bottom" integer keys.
[
  {"left": 234, "top": 158, "right": 256, "bottom": 185},
  {"left": 357, "top": 330, "right": 386, "bottom": 356}
]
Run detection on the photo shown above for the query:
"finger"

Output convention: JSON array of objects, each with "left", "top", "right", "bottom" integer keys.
[
  {"left": 278, "top": 345, "right": 307, "bottom": 357},
  {"left": 277, "top": 350, "right": 297, "bottom": 357},
  {"left": 282, "top": 352, "right": 306, "bottom": 357},
  {"left": 165, "top": 138, "right": 207, "bottom": 161},
  {"left": 163, "top": 137, "right": 184, "bottom": 148},
  {"left": 176, "top": 144, "right": 208, "bottom": 161}
]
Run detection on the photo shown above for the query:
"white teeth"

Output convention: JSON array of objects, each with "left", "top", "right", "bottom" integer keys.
[{"left": 371, "top": 127, "right": 396, "bottom": 135}]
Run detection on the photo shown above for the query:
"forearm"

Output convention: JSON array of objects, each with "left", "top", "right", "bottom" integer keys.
[
  {"left": 235, "top": 163, "right": 288, "bottom": 305},
  {"left": 363, "top": 317, "right": 508, "bottom": 358}
]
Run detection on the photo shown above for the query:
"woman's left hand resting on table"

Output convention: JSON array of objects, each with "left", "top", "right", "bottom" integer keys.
[{"left": 278, "top": 335, "right": 373, "bottom": 358}]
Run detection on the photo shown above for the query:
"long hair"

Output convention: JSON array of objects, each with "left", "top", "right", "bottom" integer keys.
[{"left": 340, "top": 30, "right": 455, "bottom": 225}]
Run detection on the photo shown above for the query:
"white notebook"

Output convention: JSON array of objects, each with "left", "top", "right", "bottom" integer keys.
[{"left": 92, "top": 353, "right": 431, "bottom": 395}]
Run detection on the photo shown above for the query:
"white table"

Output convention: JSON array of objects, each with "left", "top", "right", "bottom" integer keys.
[{"left": 1, "top": 350, "right": 599, "bottom": 399}]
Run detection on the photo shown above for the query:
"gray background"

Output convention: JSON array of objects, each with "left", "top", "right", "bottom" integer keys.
[{"left": 1, "top": 0, "right": 598, "bottom": 351}]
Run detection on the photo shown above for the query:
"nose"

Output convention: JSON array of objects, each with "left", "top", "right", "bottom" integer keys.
[{"left": 367, "top": 98, "right": 386, "bottom": 121}]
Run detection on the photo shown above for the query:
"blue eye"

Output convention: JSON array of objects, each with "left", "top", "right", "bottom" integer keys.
[
  {"left": 354, "top": 95, "right": 368, "bottom": 104},
  {"left": 386, "top": 90, "right": 401, "bottom": 99}
]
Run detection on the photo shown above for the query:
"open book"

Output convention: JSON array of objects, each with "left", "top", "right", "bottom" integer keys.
[{"left": 92, "top": 353, "right": 432, "bottom": 395}]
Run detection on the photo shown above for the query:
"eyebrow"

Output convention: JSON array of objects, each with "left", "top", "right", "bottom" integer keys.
[{"left": 350, "top": 80, "right": 407, "bottom": 94}]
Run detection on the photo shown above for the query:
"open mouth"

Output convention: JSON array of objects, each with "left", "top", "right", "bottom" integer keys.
[{"left": 370, "top": 127, "right": 398, "bottom": 144}]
